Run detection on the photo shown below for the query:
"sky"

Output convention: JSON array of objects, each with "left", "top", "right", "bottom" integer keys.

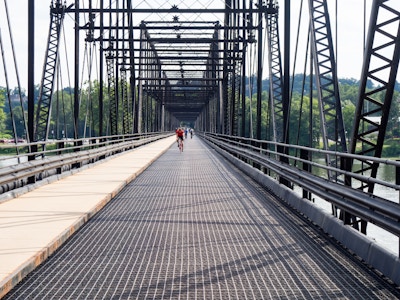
[{"left": 0, "top": 0, "right": 398, "bottom": 91}]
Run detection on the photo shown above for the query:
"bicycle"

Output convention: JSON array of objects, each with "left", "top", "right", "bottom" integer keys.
[{"left": 178, "top": 138, "right": 184, "bottom": 153}]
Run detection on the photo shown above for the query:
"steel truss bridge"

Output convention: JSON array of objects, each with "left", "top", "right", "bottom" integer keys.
[{"left": 1, "top": 0, "right": 400, "bottom": 294}]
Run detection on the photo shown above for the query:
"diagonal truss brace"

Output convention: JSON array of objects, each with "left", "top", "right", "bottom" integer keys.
[
  {"left": 308, "top": 0, "right": 348, "bottom": 172},
  {"left": 34, "top": 1, "right": 67, "bottom": 142},
  {"left": 106, "top": 48, "right": 118, "bottom": 136},
  {"left": 121, "top": 67, "right": 132, "bottom": 135},
  {"left": 350, "top": 0, "right": 400, "bottom": 195},
  {"left": 265, "top": 4, "right": 284, "bottom": 143}
]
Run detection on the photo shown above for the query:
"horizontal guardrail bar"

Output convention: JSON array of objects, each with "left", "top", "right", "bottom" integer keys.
[
  {"left": 0, "top": 132, "right": 173, "bottom": 195},
  {"left": 201, "top": 132, "right": 400, "bottom": 238}
]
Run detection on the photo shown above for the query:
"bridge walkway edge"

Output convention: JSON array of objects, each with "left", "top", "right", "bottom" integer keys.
[
  {"left": 204, "top": 138, "right": 400, "bottom": 287},
  {"left": 0, "top": 136, "right": 177, "bottom": 298}
]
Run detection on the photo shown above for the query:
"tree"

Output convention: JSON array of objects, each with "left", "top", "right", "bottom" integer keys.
[
  {"left": 341, "top": 99, "right": 356, "bottom": 142},
  {"left": 0, "top": 88, "right": 9, "bottom": 138},
  {"left": 289, "top": 92, "right": 320, "bottom": 148},
  {"left": 386, "top": 91, "right": 400, "bottom": 139}
]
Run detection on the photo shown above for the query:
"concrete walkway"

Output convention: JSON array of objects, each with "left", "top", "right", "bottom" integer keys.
[{"left": 0, "top": 136, "right": 176, "bottom": 298}]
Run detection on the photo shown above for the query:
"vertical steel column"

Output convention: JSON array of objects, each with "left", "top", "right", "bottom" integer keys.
[
  {"left": 349, "top": 0, "right": 400, "bottom": 233},
  {"left": 27, "top": 0, "right": 36, "bottom": 181},
  {"left": 230, "top": 0, "right": 237, "bottom": 136},
  {"left": 241, "top": 0, "right": 247, "bottom": 137},
  {"left": 256, "top": 0, "right": 263, "bottom": 140},
  {"left": 283, "top": 0, "right": 290, "bottom": 144},
  {"left": 121, "top": 67, "right": 131, "bottom": 134},
  {"left": 137, "top": 24, "right": 145, "bottom": 134},
  {"left": 106, "top": 0, "right": 117, "bottom": 136},
  {"left": 275, "top": 0, "right": 291, "bottom": 187},
  {"left": 72, "top": 0, "right": 82, "bottom": 168},
  {"left": 127, "top": 0, "right": 137, "bottom": 134},
  {"left": 144, "top": 38, "right": 149, "bottom": 133},
  {"left": 74, "top": 0, "right": 80, "bottom": 139},
  {"left": 212, "top": 26, "right": 220, "bottom": 134},
  {"left": 265, "top": 1, "right": 283, "bottom": 143},
  {"left": 99, "top": 0, "right": 104, "bottom": 137},
  {"left": 106, "top": 50, "right": 117, "bottom": 135},
  {"left": 115, "top": 1, "right": 120, "bottom": 131},
  {"left": 350, "top": 0, "right": 400, "bottom": 184},
  {"left": 308, "top": 0, "right": 347, "bottom": 156},
  {"left": 27, "top": 0, "right": 34, "bottom": 143},
  {"left": 222, "top": 0, "right": 231, "bottom": 134},
  {"left": 35, "top": 0, "right": 66, "bottom": 142},
  {"left": 308, "top": 0, "right": 349, "bottom": 218},
  {"left": 217, "top": 23, "right": 223, "bottom": 133}
]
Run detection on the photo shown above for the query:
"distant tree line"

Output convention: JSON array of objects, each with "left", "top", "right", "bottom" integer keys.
[
  {"left": 244, "top": 74, "right": 400, "bottom": 156},
  {"left": 0, "top": 75, "right": 399, "bottom": 156}
]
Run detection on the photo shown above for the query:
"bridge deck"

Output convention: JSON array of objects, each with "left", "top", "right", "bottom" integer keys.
[{"left": 2, "top": 136, "right": 400, "bottom": 299}]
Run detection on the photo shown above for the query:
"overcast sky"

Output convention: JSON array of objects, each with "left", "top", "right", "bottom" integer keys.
[{"left": 0, "top": 0, "right": 398, "bottom": 90}]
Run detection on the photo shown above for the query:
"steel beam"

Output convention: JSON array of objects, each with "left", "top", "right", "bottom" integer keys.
[{"left": 349, "top": 0, "right": 400, "bottom": 233}]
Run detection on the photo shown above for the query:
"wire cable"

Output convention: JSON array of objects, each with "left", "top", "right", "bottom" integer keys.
[
  {"left": 0, "top": 29, "right": 19, "bottom": 157},
  {"left": 3, "top": 0, "right": 29, "bottom": 143}
]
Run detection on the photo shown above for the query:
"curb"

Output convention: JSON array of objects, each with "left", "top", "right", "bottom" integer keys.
[{"left": 0, "top": 137, "right": 175, "bottom": 299}]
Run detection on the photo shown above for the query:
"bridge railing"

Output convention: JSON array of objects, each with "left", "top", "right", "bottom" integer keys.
[
  {"left": 0, "top": 132, "right": 173, "bottom": 198},
  {"left": 201, "top": 132, "right": 400, "bottom": 241}
]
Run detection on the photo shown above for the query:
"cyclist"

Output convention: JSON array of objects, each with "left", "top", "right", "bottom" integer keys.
[{"left": 175, "top": 127, "right": 184, "bottom": 151}]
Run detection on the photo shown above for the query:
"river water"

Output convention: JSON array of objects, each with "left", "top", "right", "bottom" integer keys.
[
  {"left": 294, "top": 162, "right": 399, "bottom": 256},
  {"left": 1, "top": 156, "right": 399, "bottom": 255},
  {"left": 0, "top": 156, "right": 28, "bottom": 167}
]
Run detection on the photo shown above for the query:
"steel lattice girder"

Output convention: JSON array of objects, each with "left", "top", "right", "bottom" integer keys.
[
  {"left": 308, "top": 0, "right": 347, "bottom": 164},
  {"left": 35, "top": 1, "right": 66, "bottom": 142},
  {"left": 41, "top": 1, "right": 277, "bottom": 133},
  {"left": 137, "top": 20, "right": 222, "bottom": 123},
  {"left": 350, "top": 0, "right": 400, "bottom": 191},
  {"left": 63, "top": 1, "right": 272, "bottom": 129}
]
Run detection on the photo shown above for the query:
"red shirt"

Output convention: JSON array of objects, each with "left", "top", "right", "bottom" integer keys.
[{"left": 176, "top": 129, "right": 184, "bottom": 137}]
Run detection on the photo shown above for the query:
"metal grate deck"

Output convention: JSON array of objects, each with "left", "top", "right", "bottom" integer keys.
[{"left": 4, "top": 138, "right": 400, "bottom": 299}]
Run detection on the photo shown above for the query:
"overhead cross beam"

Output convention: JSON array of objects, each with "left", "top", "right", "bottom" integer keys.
[{"left": 37, "top": 1, "right": 278, "bottom": 136}]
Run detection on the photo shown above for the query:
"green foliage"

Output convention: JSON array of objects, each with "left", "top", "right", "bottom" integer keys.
[
  {"left": 0, "top": 88, "right": 8, "bottom": 137},
  {"left": 341, "top": 99, "right": 356, "bottom": 138},
  {"left": 382, "top": 139, "right": 400, "bottom": 158},
  {"left": 1, "top": 75, "right": 400, "bottom": 157},
  {"left": 243, "top": 76, "right": 400, "bottom": 156},
  {"left": 47, "top": 81, "right": 114, "bottom": 138}
]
